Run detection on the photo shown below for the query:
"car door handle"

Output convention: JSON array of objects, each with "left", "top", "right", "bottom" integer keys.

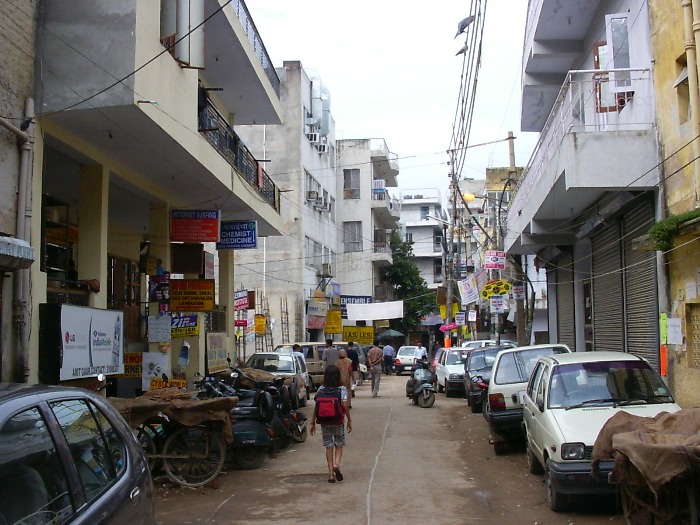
[{"left": 130, "top": 486, "right": 142, "bottom": 506}]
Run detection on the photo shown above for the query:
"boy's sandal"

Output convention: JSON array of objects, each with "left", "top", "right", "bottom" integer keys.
[
  {"left": 327, "top": 473, "right": 336, "bottom": 483},
  {"left": 333, "top": 466, "right": 344, "bottom": 482}
]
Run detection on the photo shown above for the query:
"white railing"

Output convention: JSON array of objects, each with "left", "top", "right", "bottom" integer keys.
[{"left": 512, "top": 68, "right": 653, "bottom": 215}]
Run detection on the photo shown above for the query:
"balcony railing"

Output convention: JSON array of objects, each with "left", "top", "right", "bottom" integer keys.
[
  {"left": 513, "top": 68, "right": 652, "bottom": 210},
  {"left": 199, "top": 100, "right": 280, "bottom": 213},
  {"left": 373, "top": 241, "right": 391, "bottom": 254},
  {"left": 230, "top": 0, "right": 280, "bottom": 96}
]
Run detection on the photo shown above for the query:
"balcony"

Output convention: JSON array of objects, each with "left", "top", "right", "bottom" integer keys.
[
  {"left": 371, "top": 187, "right": 401, "bottom": 228},
  {"left": 506, "top": 68, "right": 658, "bottom": 254},
  {"left": 369, "top": 138, "right": 399, "bottom": 187},
  {"left": 199, "top": 100, "right": 280, "bottom": 212},
  {"left": 371, "top": 231, "right": 392, "bottom": 266}
]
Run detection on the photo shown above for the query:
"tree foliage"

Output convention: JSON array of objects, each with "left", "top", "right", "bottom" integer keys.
[{"left": 384, "top": 231, "right": 436, "bottom": 334}]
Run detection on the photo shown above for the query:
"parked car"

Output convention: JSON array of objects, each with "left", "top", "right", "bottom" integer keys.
[
  {"left": 0, "top": 383, "right": 155, "bottom": 524},
  {"left": 245, "top": 352, "right": 309, "bottom": 407},
  {"left": 523, "top": 351, "right": 681, "bottom": 512},
  {"left": 460, "top": 339, "right": 518, "bottom": 350},
  {"left": 431, "top": 347, "right": 447, "bottom": 374},
  {"left": 273, "top": 342, "right": 349, "bottom": 379},
  {"left": 394, "top": 346, "right": 422, "bottom": 375},
  {"left": 463, "top": 346, "right": 511, "bottom": 413},
  {"left": 435, "top": 348, "right": 471, "bottom": 397},
  {"left": 483, "top": 344, "right": 571, "bottom": 454}
]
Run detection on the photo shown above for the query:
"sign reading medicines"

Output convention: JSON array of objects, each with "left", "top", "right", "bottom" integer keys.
[{"left": 217, "top": 220, "right": 258, "bottom": 250}]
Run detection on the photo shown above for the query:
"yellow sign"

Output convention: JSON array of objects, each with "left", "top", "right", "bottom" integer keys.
[
  {"left": 325, "top": 309, "right": 342, "bottom": 334},
  {"left": 342, "top": 326, "right": 375, "bottom": 345},
  {"left": 170, "top": 279, "right": 215, "bottom": 311},
  {"left": 480, "top": 279, "right": 512, "bottom": 299},
  {"left": 149, "top": 377, "right": 187, "bottom": 390},
  {"left": 122, "top": 352, "right": 142, "bottom": 378},
  {"left": 254, "top": 314, "right": 266, "bottom": 335}
]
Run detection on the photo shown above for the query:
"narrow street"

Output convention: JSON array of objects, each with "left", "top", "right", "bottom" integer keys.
[{"left": 154, "top": 375, "right": 622, "bottom": 525}]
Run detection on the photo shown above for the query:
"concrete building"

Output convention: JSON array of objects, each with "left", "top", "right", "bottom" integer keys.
[
  {"left": 506, "top": 1, "right": 660, "bottom": 364},
  {"left": 399, "top": 189, "right": 445, "bottom": 290},
  {"left": 0, "top": 2, "right": 39, "bottom": 380},
  {"left": 647, "top": 0, "right": 700, "bottom": 407},
  {"left": 13, "top": 0, "right": 284, "bottom": 388},
  {"left": 235, "top": 61, "right": 340, "bottom": 346}
]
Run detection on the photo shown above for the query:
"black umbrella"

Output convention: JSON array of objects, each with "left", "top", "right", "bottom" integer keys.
[{"left": 378, "top": 329, "right": 403, "bottom": 338}]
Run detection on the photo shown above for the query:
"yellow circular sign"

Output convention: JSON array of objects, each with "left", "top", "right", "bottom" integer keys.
[{"left": 480, "top": 279, "right": 512, "bottom": 298}]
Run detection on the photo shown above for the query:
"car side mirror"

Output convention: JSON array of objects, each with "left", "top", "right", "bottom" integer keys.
[{"left": 536, "top": 397, "right": 544, "bottom": 412}]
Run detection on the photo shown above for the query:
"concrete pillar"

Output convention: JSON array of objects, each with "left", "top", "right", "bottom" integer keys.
[
  {"left": 79, "top": 165, "right": 109, "bottom": 309},
  {"left": 148, "top": 203, "right": 171, "bottom": 271},
  {"left": 219, "top": 249, "right": 236, "bottom": 361}
]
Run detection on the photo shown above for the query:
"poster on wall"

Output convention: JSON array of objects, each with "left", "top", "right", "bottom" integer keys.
[
  {"left": 206, "top": 332, "right": 228, "bottom": 373},
  {"left": 60, "top": 305, "right": 124, "bottom": 380},
  {"left": 142, "top": 351, "right": 170, "bottom": 391}
]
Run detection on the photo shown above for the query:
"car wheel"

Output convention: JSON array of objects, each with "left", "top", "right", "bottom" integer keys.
[
  {"left": 299, "top": 389, "right": 307, "bottom": 408},
  {"left": 545, "top": 459, "right": 568, "bottom": 512},
  {"left": 470, "top": 396, "right": 480, "bottom": 413},
  {"left": 437, "top": 381, "right": 444, "bottom": 393},
  {"left": 527, "top": 442, "right": 544, "bottom": 475}
]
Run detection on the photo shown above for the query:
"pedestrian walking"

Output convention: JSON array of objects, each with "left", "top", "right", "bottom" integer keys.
[
  {"left": 346, "top": 341, "right": 361, "bottom": 391},
  {"left": 309, "top": 365, "right": 352, "bottom": 483},
  {"left": 416, "top": 342, "right": 428, "bottom": 361},
  {"left": 367, "top": 340, "right": 383, "bottom": 397},
  {"left": 337, "top": 349, "right": 354, "bottom": 409},
  {"left": 382, "top": 342, "right": 395, "bottom": 374},
  {"left": 322, "top": 338, "right": 339, "bottom": 368}
]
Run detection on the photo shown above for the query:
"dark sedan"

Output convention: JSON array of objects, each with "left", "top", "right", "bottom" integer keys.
[
  {"left": 0, "top": 383, "right": 155, "bottom": 524},
  {"left": 463, "top": 346, "right": 511, "bottom": 413}
]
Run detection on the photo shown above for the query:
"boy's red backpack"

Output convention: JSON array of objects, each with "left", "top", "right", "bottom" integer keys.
[{"left": 314, "top": 387, "right": 344, "bottom": 425}]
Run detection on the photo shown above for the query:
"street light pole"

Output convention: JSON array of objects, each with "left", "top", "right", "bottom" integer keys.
[{"left": 444, "top": 150, "right": 458, "bottom": 347}]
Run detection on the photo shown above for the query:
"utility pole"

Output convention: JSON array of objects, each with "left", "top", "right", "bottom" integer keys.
[
  {"left": 444, "top": 149, "right": 458, "bottom": 348},
  {"left": 509, "top": 131, "right": 527, "bottom": 346}
]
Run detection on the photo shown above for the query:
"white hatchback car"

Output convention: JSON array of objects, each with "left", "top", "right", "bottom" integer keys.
[
  {"left": 394, "top": 346, "right": 423, "bottom": 375},
  {"left": 435, "top": 347, "right": 471, "bottom": 397},
  {"left": 483, "top": 344, "right": 570, "bottom": 453},
  {"left": 523, "top": 351, "right": 680, "bottom": 512}
]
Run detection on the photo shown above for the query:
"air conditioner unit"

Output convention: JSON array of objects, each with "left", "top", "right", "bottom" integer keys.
[
  {"left": 322, "top": 199, "right": 331, "bottom": 211},
  {"left": 305, "top": 117, "right": 318, "bottom": 126},
  {"left": 306, "top": 190, "right": 318, "bottom": 201},
  {"left": 307, "top": 132, "right": 320, "bottom": 143},
  {"left": 321, "top": 263, "right": 333, "bottom": 277},
  {"left": 313, "top": 197, "right": 325, "bottom": 210},
  {"left": 316, "top": 143, "right": 328, "bottom": 153}
]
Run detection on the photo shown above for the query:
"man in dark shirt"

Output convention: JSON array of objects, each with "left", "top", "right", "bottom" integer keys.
[{"left": 346, "top": 341, "right": 360, "bottom": 395}]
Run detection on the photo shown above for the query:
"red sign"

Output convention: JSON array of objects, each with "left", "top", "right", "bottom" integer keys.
[
  {"left": 171, "top": 210, "right": 221, "bottom": 242},
  {"left": 234, "top": 320, "right": 248, "bottom": 327},
  {"left": 484, "top": 250, "right": 506, "bottom": 270}
]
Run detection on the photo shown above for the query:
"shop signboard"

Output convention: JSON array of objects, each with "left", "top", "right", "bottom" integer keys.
[
  {"left": 325, "top": 309, "right": 342, "bottom": 334},
  {"left": 60, "top": 305, "right": 124, "bottom": 380},
  {"left": 171, "top": 209, "right": 221, "bottom": 242},
  {"left": 340, "top": 295, "right": 372, "bottom": 319},
  {"left": 170, "top": 279, "right": 215, "bottom": 311},
  {"left": 217, "top": 220, "right": 258, "bottom": 250},
  {"left": 171, "top": 315, "right": 199, "bottom": 338},
  {"left": 342, "top": 326, "right": 375, "bottom": 345},
  {"left": 484, "top": 250, "right": 506, "bottom": 270},
  {"left": 234, "top": 289, "right": 249, "bottom": 311},
  {"left": 206, "top": 332, "right": 228, "bottom": 373}
]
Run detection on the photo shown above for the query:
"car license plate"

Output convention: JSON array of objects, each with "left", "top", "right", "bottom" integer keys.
[{"left": 518, "top": 390, "right": 526, "bottom": 404}]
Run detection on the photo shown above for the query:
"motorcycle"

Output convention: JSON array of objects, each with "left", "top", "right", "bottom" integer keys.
[{"left": 405, "top": 359, "right": 436, "bottom": 408}]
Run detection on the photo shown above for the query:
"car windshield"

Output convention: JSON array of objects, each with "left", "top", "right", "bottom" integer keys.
[
  {"left": 398, "top": 347, "right": 417, "bottom": 356},
  {"left": 548, "top": 360, "right": 674, "bottom": 409},
  {"left": 246, "top": 355, "right": 295, "bottom": 373},
  {"left": 495, "top": 346, "right": 568, "bottom": 384},
  {"left": 446, "top": 350, "right": 469, "bottom": 366},
  {"left": 468, "top": 348, "right": 502, "bottom": 372}
]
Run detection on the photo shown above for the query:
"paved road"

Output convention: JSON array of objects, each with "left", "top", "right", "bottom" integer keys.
[{"left": 154, "top": 374, "right": 622, "bottom": 524}]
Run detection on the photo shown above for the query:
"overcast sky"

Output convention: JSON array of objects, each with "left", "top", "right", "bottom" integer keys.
[{"left": 246, "top": 1, "right": 539, "bottom": 200}]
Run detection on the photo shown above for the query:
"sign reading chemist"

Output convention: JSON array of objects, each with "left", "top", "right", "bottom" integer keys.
[{"left": 217, "top": 220, "right": 258, "bottom": 250}]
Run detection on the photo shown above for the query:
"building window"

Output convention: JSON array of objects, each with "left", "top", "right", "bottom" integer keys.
[
  {"left": 343, "top": 221, "right": 362, "bottom": 252},
  {"left": 676, "top": 56, "right": 690, "bottom": 125},
  {"left": 313, "top": 240, "right": 322, "bottom": 269},
  {"left": 343, "top": 169, "right": 360, "bottom": 199},
  {"left": 304, "top": 236, "right": 312, "bottom": 267},
  {"left": 420, "top": 206, "right": 429, "bottom": 220},
  {"left": 433, "top": 259, "right": 443, "bottom": 283},
  {"left": 406, "top": 232, "right": 413, "bottom": 243},
  {"left": 606, "top": 13, "right": 631, "bottom": 92}
]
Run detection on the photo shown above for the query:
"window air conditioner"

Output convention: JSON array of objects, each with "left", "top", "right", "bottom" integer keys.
[
  {"left": 307, "top": 132, "right": 320, "bottom": 143},
  {"left": 306, "top": 190, "right": 318, "bottom": 201},
  {"left": 316, "top": 143, "right": 328, "bottom": 153},
  {"left": 321, "top": 263, "right": 333, "bottom": 277},
  {"left": 313, "top": 197, "right": 325, "bottom": 209}
]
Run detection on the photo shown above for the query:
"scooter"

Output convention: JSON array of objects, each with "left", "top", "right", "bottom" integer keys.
[{"left": 405, "top": 359, "right": 436, "bottom": 408}]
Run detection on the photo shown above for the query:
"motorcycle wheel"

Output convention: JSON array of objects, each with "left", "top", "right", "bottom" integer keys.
[
  {"left": 289, "top": 382, "right": 299, "bottom": 410},
  {"left": 291, "top": 424, "right": 308, "bottom": 443},
  {"left": 279, "top": 385, "right": 292, "bottom": 414},
  {"left": 232, "top": 445, "right": 267, "bottom": 470},
  {"left": 417, "top": 390, "right": 435, "bottom": 408}
]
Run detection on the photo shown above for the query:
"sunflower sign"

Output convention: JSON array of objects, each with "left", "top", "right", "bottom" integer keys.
[{"left": 480, "top": 279, "right": 512, "bottom": 299}]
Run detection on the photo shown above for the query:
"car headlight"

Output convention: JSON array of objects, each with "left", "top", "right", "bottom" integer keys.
[
  {"left": 560, "top": 443, "right": 586, "bottom": 460},
  {"left": 449, "top": 373, "right": 463, "bottom": 380}
]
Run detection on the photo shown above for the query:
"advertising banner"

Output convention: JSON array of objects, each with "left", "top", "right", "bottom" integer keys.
[
  {"left": 171, "top": 209, "right": 221, "bottom": 242},
  {"left": 340, "top": 295, "right": 372, "bottom": 319},
  {"left": 307, "top": 299, "right": 328, "bottom": 317},
  {"left": 171, "top": 315, "right": 199, "bottom": 338},
  {"left": 455, "top": 311, "right": 466, "bottom": 326},
  {"left": 60, "top": 305, "right": 124, "bottom": 380},
  {"left": 457, "top": 275, "right": 480, "bottom": 305},
  {"left": 122, "top": 352, "right": 142, "bottom": 378},
  {"left": 513, "top": 281, "right": 526, "bottom": 300},
  {"left": 325, "top": 309, "right": 342, "bottom": 334},
  {"left": 484, "top": 250, "right": 507, "bottom": 270},
  {"left": 234, "top": 289, "right": 249, "bottom": 311},
  {"left": 217, "top": 220, "right": 258, "bottom": 250},
  {"left": 170, "top": 279, "right": 215, "bottom": 311},
  {"left": 490, "top": 295, "right": 505, "bottom": 314},
  {"left": 142, "top": 352, "right": 169, "bottom": 390},
  {"left": 342, "top": 326, "right": 375, "bottom": 345},
  {"left": 254, "top": 314, "right": 266, "bottom": 334},
  {"left": 206, "top": 332, "right": 229, "bottom": 373},
  {"left": 148, "top": 315, "right": 172, "bottom": 342},
  {"left": 307, "top": 315, "right": 326, "bottom": 329}
]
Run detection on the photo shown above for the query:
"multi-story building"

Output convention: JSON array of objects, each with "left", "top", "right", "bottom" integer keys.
[
  {"left": 506, "top": 2, "right": 660, "bottom": 364},
  {"left": 399, "top": 189, "right": 445, "bottom": 290},
  {"left": 647, "top": 1, "right": 700, "bottom": 407},
  {"left": 0, "top": 2, "right": 38, "bottom": 379},
  {"left": 13, "top": 0, "right": 284, "bottom": 387},
  {"left": 336, "top": 138, "right": 400, "bottom": 305},
  {"left": 235, "top": 61, "right": 339, "bottom": 346}
]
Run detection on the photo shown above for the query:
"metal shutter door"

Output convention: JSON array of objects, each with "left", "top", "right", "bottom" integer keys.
[
  {"left": 556, "top": 254, "right": 576, "bottom": 351},
  {"left": 623, "top": 200, "right": 658, "bottom": 369},
  {"left": 592, "top": 222, "right": 624, "bottom": 352}
]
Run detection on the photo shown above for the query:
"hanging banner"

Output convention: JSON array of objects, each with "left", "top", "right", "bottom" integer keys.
[
  {"left": 254, "top": 314, "right": 266, "bottom": 335},
  {"left": 455, "top": 311, "right": 466, "bottom": 326},
  {"left": 513, "top": 281, "right": 526, "bottom": 300},
  {"left": 490, "top": 295, "right": 505, "bottom": 314},
  {"left": 480, "top": 279, "right": 512, "bottom": 299},
  {"left": 484, "top": 250, "right": 506, "bottom": 270},
  {"left": 468, "top": 309, "right": 477, "bottom": 322},
  {"left": 170, "top": 209, "right": 221, "bottom": 242},
  {"left": 458, "top": 275, "right": 480, "bottom": 305}
]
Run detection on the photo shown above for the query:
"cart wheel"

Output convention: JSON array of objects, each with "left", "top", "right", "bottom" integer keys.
[
  {"left": 136, "top": 423, "right": 162, "bottom": 473},
  {"left": 162, "top": 426, "right": 226, "bottom": 487},
  {"left": 622, "top": 484, "right": 655, "bottom": 525}
]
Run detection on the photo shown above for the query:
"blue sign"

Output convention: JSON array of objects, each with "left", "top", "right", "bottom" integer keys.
[
  {"left": 340, "top": 295, "right": 372, "bottom": 319},
  {"left": 217, "top": 220, "right": 257, "bottom": 250}
]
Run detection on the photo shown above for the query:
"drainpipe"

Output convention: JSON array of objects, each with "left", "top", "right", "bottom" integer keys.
[
  {"left": 0, "top": 99, "right": 35, "bottom": 382},
  {"left": 684, "top": 0, "right": 700, "bottom": 199}
]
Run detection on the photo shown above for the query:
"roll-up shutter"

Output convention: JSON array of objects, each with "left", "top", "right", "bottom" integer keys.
[
  {"left": 622, "top": 199, "right": 658, "bottom": 368},
  {"left": 592, "top": 221, "right": 624, "bottom": 352},
  {"left": 556, "top": 253, "right": 576, "bottom": 351}
]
